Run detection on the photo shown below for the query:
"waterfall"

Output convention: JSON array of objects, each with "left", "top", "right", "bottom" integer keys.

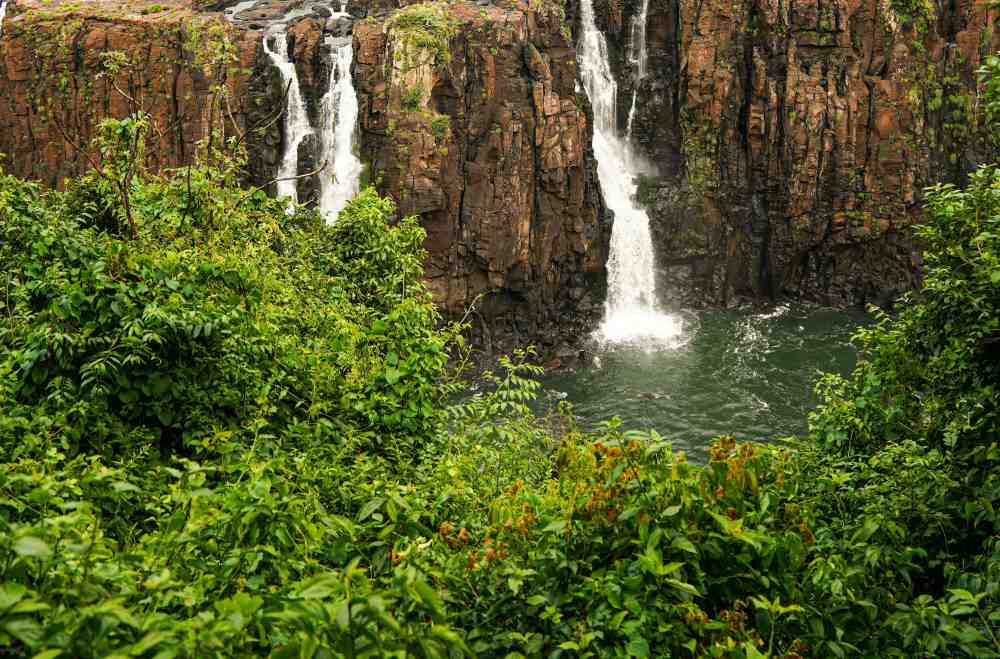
[
  {"left": 262, "top": 27, "right": 313, "bottom": 205},
  {"left": 624, "top": 0, "right": 650, "bottom": 140},
  {"left": 317, "top": 32, "right": 363, "bottom": 222},
  {"left": 578, "top": 0, "right": 684, "bottom": 346},
  {"left": 260, "top": 6, "right": 363, "bottom": 221},
  {"left": 0, "top": 0, "right": 8, "bottom": 38}
]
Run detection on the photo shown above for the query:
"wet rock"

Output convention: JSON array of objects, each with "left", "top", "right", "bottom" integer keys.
[
  {"left": 352, "top": 0, "right": 609, "bottom": 356},
  {"left": 325, "top": 15, "right": 352, "bottom": 36}
]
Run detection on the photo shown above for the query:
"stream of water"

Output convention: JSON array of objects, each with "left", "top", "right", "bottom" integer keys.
[
  {"left": 624, "top": 0, "right": 650, "bottom": 139},
  {"left": 318, "top": 31, "right": 363, "bottom": 221},
  {"left": 262, "top": 3, "right": 362, "bottom": 221},
  {"left": 566, "top": 7, "right": 863, "bottom": 458},
  {"left": 262, "top": 27, "right": 313, "bottom": 206}
]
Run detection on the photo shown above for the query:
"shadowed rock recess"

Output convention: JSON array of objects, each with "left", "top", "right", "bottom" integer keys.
[{"left": 0, "top": 0, "right": 997, "bottom": 349}]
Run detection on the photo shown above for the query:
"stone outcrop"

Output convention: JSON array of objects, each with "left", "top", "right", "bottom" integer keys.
[
  {"left": 351, "top": 1, "right": 607, "bottom": 352},
  {"left": 584, "top": 0, "right": 1000, "bottom": 308}
]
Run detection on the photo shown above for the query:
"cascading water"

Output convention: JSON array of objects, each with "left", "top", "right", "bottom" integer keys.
[
  {"left": 262, "top": 26, "right": 313, "bottom": 205},
  {"left": 0, "top": 0, "right": 8, "bottom": 38},
  {"left": 578, "top": 0, "right": 685, "bottom": 346},
  {"left": 317, "top": 26, "right": 363, "bottom": 222},
  {"left": 624, "top": 0, "right": 650, "bottom": 140}
]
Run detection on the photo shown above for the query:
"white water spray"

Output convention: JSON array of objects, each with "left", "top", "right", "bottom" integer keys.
[
  {"left": 318, "top": 33, "right": 363, "bottom": 222},
  {"left": 262, "top": 27, "right": 313, "bottom": 205},
  {"left": 0, "top": 0, "right": 8, "bottom": 38},
  {"left": 624, "top": 0, "right": 650, "bottom": 139},
  {"left": 578, "top": 0, "right": 685, "bottom": 346}
]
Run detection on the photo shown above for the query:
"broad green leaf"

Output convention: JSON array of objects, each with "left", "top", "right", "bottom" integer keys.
[{"left": 13, "top": 537, "right": 52, "bottom": 559}]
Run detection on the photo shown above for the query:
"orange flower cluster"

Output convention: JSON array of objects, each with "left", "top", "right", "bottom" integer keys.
[
  {"left": 438, "top": 521, "right": 471, "bottom": 549},
  {"left": 786, "top": 639, "right": 809, "bottom": 658},
  {"left": 684, "top": 607, "right": 709, "bottom": 626},
  {"left": 466, "top": 537, "right": 510, "bottom": 571},
  {"left": 709, "top": 435, "right": 738, "bottom": 462},
  {"left": 581, "top": 440, "right": 646, "bottom": 523},
  {"left": 515, "top": 508, "right": 537, "bottom": 536},
  {"left": 482, "top": 537, "right": 510, "bottom": 564},
  {"left": 719, "top": 606, "right": 747, "bottom": 633}
]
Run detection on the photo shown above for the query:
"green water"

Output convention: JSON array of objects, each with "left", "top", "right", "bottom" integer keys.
[{"left": 542, "top": 305, "right": 863, "bottom": 461}]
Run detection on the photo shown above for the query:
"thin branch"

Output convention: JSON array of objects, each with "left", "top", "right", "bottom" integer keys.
[
  {"left": 48, "top": 113, "right": 106, "bottom": 177},
  {"left": 266, "top": 160, "right": 329, "bottom": 187},
  {"left": 235, "top": 159, "right": 329, "bottom": 209},
  {"left": 231, "top": 78, "right": 293, "bottom": 153}
]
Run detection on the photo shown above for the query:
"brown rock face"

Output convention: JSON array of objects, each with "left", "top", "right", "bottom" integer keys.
[
  {"left": 351, "top": 1, "right": 608, "bottom": 352},
  {"left": 4, "top": 0, "right": 993, "bottom": 354},
  {"left": 0, "top": 0, "right": 258, "bottom": 184},
  {"left": 587, "top": 0, "right": 1000, "bottom": 308}
]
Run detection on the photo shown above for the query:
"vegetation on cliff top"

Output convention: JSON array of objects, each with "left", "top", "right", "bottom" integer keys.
[
  {"left": 1, "top": 78, "right": 1000, "bottom": 656},
  {"left": 387, "top": 2, "right": 458, "bottom": 67}
]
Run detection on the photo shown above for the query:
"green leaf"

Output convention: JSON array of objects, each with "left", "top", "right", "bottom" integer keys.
[
  {"left": 0, "top": 584, "right": 27, "bottom": 611},
  {"left": 672, "top": 536, "right": 697, "bottom": 554},
  {"left": 358, "top": 497, "right": 385, "bottom": 522},
  {"left": 626, "top": 637, "right": 650, "bottom": 658},
  {"left": 5, "top": 618, "right": 43, "bottom": 646},
  {"left": 297, "top": 575, "right": 340, "bottom": 599},
  {"left": 413, "top": 580, "right": 444, "bottom": 617},
  {"left": 541, "top": 520, "right": 567, "bottom": 534},
  {"left": 13, "top": 536, "right": 52, "bottom": 559}
]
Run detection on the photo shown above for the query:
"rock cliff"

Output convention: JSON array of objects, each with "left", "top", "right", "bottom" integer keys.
[
  {"left": 583, "top": 0, "right": 1000, "bottom": 307},
  {"left": 0, "top": 0, "right": 259, "bottom": 183},
  {"left": 2, "top": 0, "right": 999, "bottom": 352}
]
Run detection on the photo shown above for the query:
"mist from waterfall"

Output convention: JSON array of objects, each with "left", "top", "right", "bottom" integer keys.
[
  {"left": 318, "top": 33, "right": 363, "bottom": 222},
  {"left": 262, "top": 27, "right": 313, "bottom": 205},
  {"left": 577, "top": 0, "right": 685, "bottom": 346}
]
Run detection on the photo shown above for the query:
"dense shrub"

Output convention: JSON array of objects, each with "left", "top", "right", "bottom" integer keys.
[{"left": 2, "top": 117, "right": 1000, "bottom": 657}]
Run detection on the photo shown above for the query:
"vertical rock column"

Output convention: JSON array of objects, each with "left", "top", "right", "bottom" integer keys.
[{"left": 353, "top": 0, "right": 609, "bottom": 356}]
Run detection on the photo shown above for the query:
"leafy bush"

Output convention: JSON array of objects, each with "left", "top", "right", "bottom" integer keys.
[
  {"left": 386, "top": 2, "right": 458, "bottom": 67},
  {"left": 3, "top": 115, "right": 1000, "bottom": 657}
]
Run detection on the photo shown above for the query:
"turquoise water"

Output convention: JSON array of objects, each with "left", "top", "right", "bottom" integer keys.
[{"left": 541, "top": 305, "right": 863, "bottom": 461}]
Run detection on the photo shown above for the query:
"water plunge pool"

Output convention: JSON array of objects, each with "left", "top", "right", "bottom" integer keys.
[{"left": 541, "top": 304, "right": 864, "bottom": 462}]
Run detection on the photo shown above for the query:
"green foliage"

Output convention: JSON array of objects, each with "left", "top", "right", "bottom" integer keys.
[
  {"left": 402, "top": 84, "right": 426, "bottom": 112},
  {"left": 387, "top": 2, "right": 458, "bottom": 67},
  {"left": 811, "top": 166, "right": 1000, "bottom": 455},
  {"left": 0, "top": 117, "right": 456, "bottom": 463},
  {"left": 2, "top": 92, "right": 1000, "bottom": 657},
  {"left": 430, "top": 113, "right": 451, "bottom": 144},
  {"left": 888, "top": 0, "right": 934, "bottom": 33}
]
